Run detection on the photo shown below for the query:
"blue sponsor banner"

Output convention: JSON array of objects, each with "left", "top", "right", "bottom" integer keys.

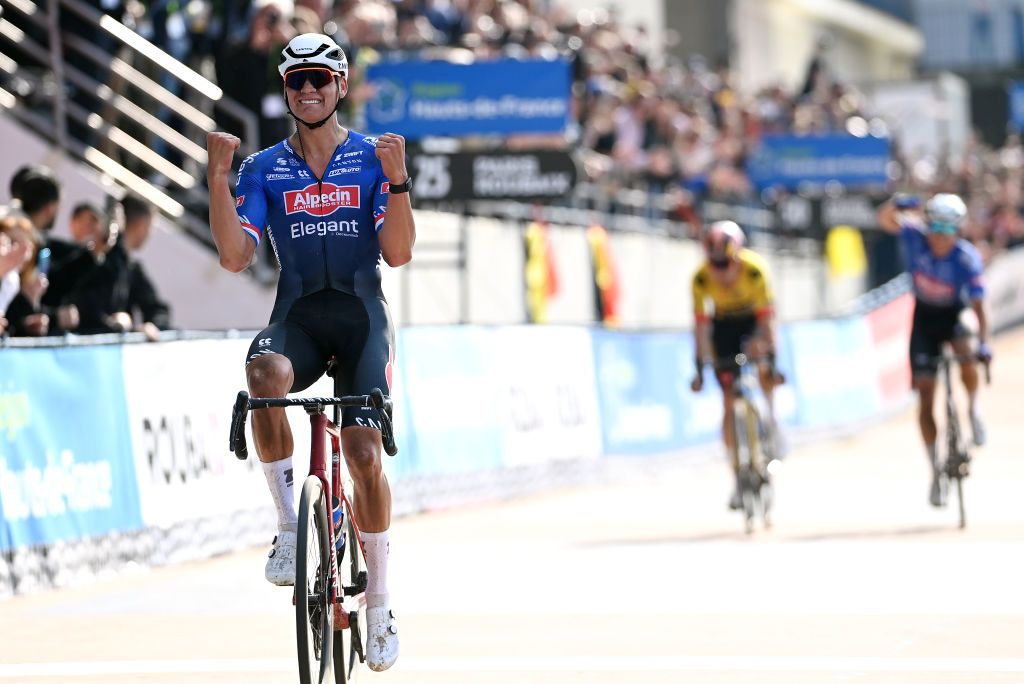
[
  {"left": 748, "top": 134, "right": 891, "bottom": 190},
  {"left": 395, "top": 326, "right": 504, "bottom": 475},
  {"left": 783, "top": 317, "right": 880, "bottom": 428},
  {"left": 0, "top": 347, "right": 143, "bottom": 550},
  {"left": 592, "top": 331, "right": 719, "bottom": 455},
  {"left": 1010, "top": 81, "right": 1024, "bottom": 131},
  {"left": 365, "top": 59, "right": 571, "bottom": 139}
]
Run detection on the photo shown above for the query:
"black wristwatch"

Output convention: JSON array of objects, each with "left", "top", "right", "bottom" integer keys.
[{"left": 388, "top": 176, "right": 413, "bottom": 194}]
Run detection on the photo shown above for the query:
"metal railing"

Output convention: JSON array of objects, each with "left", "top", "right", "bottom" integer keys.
[{"left": 0, "top": 0, "right": 258, "bottom": 244}]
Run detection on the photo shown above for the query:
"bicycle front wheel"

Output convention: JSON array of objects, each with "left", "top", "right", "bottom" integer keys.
[{"left": 297, "top": 476, "right": 333, "bottom": 684}]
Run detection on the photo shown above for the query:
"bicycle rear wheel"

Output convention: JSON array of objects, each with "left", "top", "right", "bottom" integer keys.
[
  {"left": 297, "top": 476, "right": 333, "bottom": 684},
  {"left": 333, "top": 498, "right": 368, "bottom": 684}
]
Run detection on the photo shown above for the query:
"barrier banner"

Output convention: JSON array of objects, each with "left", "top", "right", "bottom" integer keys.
[
  {"left": 592, "top": 331, "right": 716, "bottom": 454},
  {"left": 784, "top": 317, "right": 881, "bottom": 427},
  {"left": 494, "top": 326, "right": 602, "bottom": 465},
  {"left": 365, "top": 58, "right": 571, "bottom": 138},
  {"left": 0, "top": 347, "right": 142, "bottom": 550},
  {"left": 397, "top": 326, "right": 505, "bottom": 476},
  {"left": 748, "top": 134, "right": 891, "bottom": 190},
  {"left": 865, "top": 293, "right": 914, "bottom": 407},
  {"left": 985, "top": 247, "right": 1024, "bottom": 332},
  {"left": 121, "top": 340, "right": 271, "bottom": 528}
]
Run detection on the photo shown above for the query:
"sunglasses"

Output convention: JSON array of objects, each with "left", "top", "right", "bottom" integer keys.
[
  {"left": 284, "top": 68, "right": 337, "bottom": 91},
  {"left": 709, "top": 257, "right": 732, "bottom": 269},
  {"left": 928, "top": 222, "right": 958, "bottom": 235}
]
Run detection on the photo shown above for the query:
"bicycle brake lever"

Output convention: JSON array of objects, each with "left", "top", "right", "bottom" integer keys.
[
  {"left": 369, "top": 388, "right": 399, "bottom": 457},
  {"left": 229, "top": 391, "right": 250, "bottom": 460}
]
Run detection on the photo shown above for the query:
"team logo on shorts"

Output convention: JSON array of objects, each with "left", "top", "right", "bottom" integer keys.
[
  {"left": 283, "top": 183, "right": 361, "bottom": 217},
  {"left": 236, "top": 195, "right": 244, "bottom": 207},
  {"left": 381, "top": 182, "right": 389, "bottom": 194}
]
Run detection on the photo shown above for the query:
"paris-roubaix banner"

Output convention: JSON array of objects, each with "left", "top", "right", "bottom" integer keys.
[
  {"left": 364, "top": 58, "right": 572, "bottom": 139},
  {"left": 410, "top": 149, "right": 578, "bottom": 201}
]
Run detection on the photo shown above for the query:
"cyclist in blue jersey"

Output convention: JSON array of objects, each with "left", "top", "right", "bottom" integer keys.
[
  {"left": 206, "top": 33, "right": 413, "bottom": 671},
  {"left": 878, "top": 193, "right": 991, "bottom": 507}
]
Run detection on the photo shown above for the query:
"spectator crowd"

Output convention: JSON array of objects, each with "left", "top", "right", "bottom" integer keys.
[
  {"left": 104, "top": 0, "right": 1022, "bottom": 260},
  {"left": 6, "top": 0, "right": 1023, "bottom": 285},
  {"left": 0, "top": 165, "right": 170, "bottom": 338}
]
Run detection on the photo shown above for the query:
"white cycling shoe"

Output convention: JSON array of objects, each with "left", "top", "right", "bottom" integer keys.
[
  {"left": 365, "top": 607, "right": 400, "bottom": 672},
  {"left": 264, "top": 530, "right": 296, "bottom": 586}
]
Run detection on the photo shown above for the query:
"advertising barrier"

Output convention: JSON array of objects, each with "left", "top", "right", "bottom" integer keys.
[
  {"left": 747, "top": 134, "right": 891, "bottom": 190},
  {"left": 121, "top": 340, "right": 270, "bottom": 529},
  {"left": 365, "top": 58, "right": 571, "bottom": 139},
  {"left": 0, "top": 347, "right": 142, "bottom": 551},
  {"left": 985, "top": 247, "right": 1024, "bottom": 332}
]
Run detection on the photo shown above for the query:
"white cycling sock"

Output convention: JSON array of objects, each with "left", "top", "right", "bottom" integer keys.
[
  {"left": 969, "top": 393, "right": 981, "bottom": 420},
  {"left": 362, "top": 530, "right": 390, "bottom": 609},
  {"left": 262, "top": 457, "right": 298, "bottom": 531}
]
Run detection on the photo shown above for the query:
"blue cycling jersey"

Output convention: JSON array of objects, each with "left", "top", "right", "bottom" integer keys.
[
  {"left": 235, "top": 132, "right": 390, "bottom": 322},
  {"left": 899, "top": 221, "right": 984, "bottom": 308}
]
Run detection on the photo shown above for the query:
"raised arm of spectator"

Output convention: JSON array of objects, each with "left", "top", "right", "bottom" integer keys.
[{"left": 207, "top": 132, "right": 256, "bottom": 273}]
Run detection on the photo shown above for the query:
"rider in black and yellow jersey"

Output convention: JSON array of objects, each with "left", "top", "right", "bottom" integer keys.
[{"left": 690, "top": 221, "right": 782, "bottom": 509}]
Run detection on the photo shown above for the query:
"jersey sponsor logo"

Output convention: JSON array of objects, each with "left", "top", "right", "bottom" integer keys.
[
  {"left": 284, "top": 183, "right": 361, "bottom": 216},
  {"left": 236, "top": 195, "right": 245, "bottom": 207},
  {"left": 272, "top": 166, "right": 290, "bottom": 172},
  {"left": 381, "top": 181, "right": 389, "bottom": 194},
  {"left": 327, "top": 167, "right": 360, "bottom": 177},
  {"left": 266, "top": 173, "right": 294, "bottom": 180},
  {"left": 297, "top": 169, "right": 311, "bottom": 179},
  {"left": 343, "top": 150, "right": 361, "bottom": 158},
  {"left": 289, "top": 219, "right": 361, "bottom": 238},
  {"left": 275, "top": 157, "right": 288, "bottom": 166},
  {"left": 913, "top": 272, "right": 956, "bottom": 302}
]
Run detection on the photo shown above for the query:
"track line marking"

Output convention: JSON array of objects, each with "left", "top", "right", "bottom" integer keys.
[{"left": 3, "top": 655, "right": 1024, "bottom": 677}]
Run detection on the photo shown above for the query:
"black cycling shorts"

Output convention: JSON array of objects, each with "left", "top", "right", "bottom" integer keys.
[
  {"left": 711, "top": 314, "right": 758, "bottom": 381},
  {"left": 245, "top": 288, "right": 395, "bottom": 429},
  {"left": 909, "top": 300, "right": 968, "bottom": 378}
]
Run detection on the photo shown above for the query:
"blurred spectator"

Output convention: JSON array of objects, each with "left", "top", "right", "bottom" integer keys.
[
  {"left": 215, "top": 0, "right": 296, "bottom": 148},
  {"left": 9, "top": 165, "right": 81, "bottom": 332},
  {"left": 70, "top": 194, "right": 170, "bottom": 339},
  {"left": 0, "top": 213, "right": 50, "bottom": 337}
]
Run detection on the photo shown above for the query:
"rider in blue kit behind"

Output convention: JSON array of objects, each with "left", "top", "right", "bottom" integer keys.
[
  {"left": 206, "top": 33, "right": 414, "bottom": 671},
  {"left": 878, "top": 193, "right": 991, "bottom": 508}
]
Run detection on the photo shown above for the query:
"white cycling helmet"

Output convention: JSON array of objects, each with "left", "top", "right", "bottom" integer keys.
[
  {"left": 279, "top": 33, "right": 348, "bottom": 79},
  {"left": 703, "top": 220, "right": 746, "bottom": 264},
  {"left": 924, "top": 193, "right": 967, "bottom": 234}
]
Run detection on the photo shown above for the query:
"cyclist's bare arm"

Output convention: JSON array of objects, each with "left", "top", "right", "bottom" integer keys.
[
  {"left": 876, "top": 199, "right": 903, "bottom": 234},
  {"left": 207, "top": 132, "right": 256, "bottom": 273},
  {"left": 972, "top": 298, "right": 990, "bottom": 348},
  {"left": 375, "top": 133, "right": 416, "bottom": 267}
]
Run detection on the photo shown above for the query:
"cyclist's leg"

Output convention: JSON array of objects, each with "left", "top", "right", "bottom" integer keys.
[
  {"left": 712, "top": 318, "right": 745, "bottom": 507},
  {"left": 910, "top": 304, "right": 942, "bottom": 457},
  {"left": 950, "top": 331, "right": 984, "bottom": 445},
  {"left": 245, "top": 320, "right": 328, "bottom": 585},
  {"left": 335, "top": 297, "right": 399, "bottom": 670}
]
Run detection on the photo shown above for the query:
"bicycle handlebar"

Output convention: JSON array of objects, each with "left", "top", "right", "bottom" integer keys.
[{"left": 228, "top": 388, "right": 398, "bottom": 461}]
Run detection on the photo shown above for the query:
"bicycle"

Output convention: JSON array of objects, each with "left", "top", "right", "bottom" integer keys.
[
  {"left": 928, "top": 349, "right": 990, "bottom": 529},
  {"left": 229, "top": 372, "right": 397, "bottom": 684},
  {"left": 707, "top": 353, "right": 781, "bottom": 534}
]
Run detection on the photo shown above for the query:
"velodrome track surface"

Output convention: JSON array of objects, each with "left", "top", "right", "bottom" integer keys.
[{"left": 3, "top": 328, "right": 1024, "bottom": 684}]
